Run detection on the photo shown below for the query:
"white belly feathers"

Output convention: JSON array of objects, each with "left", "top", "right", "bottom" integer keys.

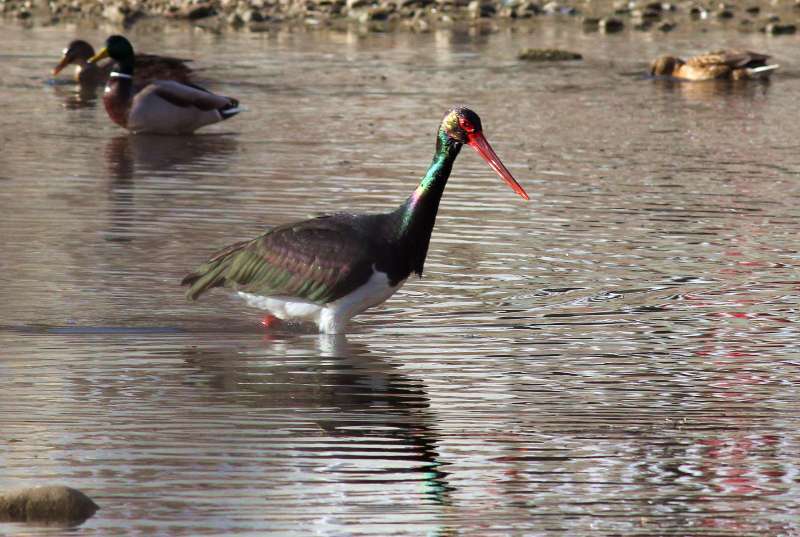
[{"left": 237, "top": 266, "right": 406, "bottom": 334}]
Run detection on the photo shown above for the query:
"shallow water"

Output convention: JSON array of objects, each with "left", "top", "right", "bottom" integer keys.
[{"left": 1, "top": 19, "right": 800, "bottom": 536}]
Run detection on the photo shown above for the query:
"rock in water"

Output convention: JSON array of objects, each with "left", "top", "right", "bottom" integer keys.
[
  {"left": 0, "top": 485, "right": 99, "bottom": 524},
  {"left": 518, "top": 48, "right": 582, "bottom": 61}
]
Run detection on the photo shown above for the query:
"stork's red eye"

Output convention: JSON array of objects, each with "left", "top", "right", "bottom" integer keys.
[{"left": 458, "top": 115, "right": 477, "bottom": 133}]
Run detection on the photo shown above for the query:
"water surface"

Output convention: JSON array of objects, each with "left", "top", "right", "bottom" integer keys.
[{"left": 1, "top": 20, "right": 799, "bottom": 535}]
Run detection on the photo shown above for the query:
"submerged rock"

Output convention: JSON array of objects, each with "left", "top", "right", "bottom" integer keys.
[
  {"left": 0, "top": 485, "right": 99, "bottom": 525},
  {"left": 518, "top": 47, "right": 582, "bottom": 61},
  {"left": 599, "top": 16, "right": 624, "bottom": 32},
  {"left": 763, "top": 22, "right": 796, "bottom": 33}
]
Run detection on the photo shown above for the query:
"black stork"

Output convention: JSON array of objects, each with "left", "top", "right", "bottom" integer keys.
[{"left": 182, "top": 107, "right": 529, "bottom": 333}]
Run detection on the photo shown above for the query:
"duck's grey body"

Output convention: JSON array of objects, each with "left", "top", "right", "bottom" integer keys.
[
  {"left": 120, "top": 79, "right": 241, "bottom": 134},
  {"left": 90, "top": 35, "right": 242, "bottom": 135}
]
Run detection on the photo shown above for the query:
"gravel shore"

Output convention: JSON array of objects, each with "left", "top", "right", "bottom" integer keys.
[{"left": 3, "top": 0, "right": 800, "bottom": 34}]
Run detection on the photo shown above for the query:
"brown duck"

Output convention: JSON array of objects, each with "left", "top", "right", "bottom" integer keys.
[
  {"left": 89, "top": 35, "right": 242, "bottom": 135},
  {"left": 53, "top": 39, "right": 194, "bottom": 88},
  {"left": 650, "top": 50, "right": 779, "bottom": 81}
]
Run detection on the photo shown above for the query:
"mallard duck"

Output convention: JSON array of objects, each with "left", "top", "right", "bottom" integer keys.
[
  {"left": 89, "top": 35, "right": 242, "bottom": 135},
  {"left": 53, "top": 39, "right": 194, "bottom": 87},
  {"left": 650, "top": 50, "right": 779, "bottom": 81}
]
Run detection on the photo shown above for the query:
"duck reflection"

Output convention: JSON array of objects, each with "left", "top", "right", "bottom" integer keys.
[
  {"left": 105, "top": 133, "right": 239, "bottom": 177},
  {"left": 104, "top": 134, "right": 238, "bottom": 242},
  {"left": 50, "top": 80, "right": 99, "bottom": 109},
  {"left": 182, "top": 334, "right": 452, "bottom": 505},
  {"left": 652, "top": 78, "right": 770, "bottom": 103}
]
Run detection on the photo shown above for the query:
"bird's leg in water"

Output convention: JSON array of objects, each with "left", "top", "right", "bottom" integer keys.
[{"left": 261, "top": 315, "right": 281, "bottom": 329}]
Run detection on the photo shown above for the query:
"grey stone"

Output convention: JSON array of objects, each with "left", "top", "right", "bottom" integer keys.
[{"left": 0, "top": 485, "right": 98, "bottom": 525}]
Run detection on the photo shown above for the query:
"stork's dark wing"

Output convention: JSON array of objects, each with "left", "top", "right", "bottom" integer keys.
[{"left": 182, "top": 214, "right": 380, "bottom": 305}]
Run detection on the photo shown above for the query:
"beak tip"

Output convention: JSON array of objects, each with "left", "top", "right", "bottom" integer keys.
[{"left": 469, "top": 133, "right": 529, "bottom": 202}]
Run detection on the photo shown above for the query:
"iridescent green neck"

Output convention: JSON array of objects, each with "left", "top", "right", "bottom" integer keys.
[
  {"left": 390, "top": 129, "right": 462, "bottom": 276},
  {"left": 398, "top": 130, "right": 461, "bottom": 232}
]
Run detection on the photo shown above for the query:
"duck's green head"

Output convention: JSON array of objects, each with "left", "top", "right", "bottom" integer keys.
[{"left": 88, "top": 35, "right": 134, "bottom": 65}]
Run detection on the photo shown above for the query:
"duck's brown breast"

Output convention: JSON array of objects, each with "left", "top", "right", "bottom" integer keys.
[{"left": 102, "top": 80, "right": 132, "bottom": 129}]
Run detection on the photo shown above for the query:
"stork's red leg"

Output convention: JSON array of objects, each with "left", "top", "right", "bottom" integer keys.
[{"left": 261, "top": 315, "right": 281, "bottom": 329}]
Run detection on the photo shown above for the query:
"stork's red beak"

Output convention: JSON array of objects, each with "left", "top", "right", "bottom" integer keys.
[{"left": 467, "top": 132, "right": 529, "bottom": 201}]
